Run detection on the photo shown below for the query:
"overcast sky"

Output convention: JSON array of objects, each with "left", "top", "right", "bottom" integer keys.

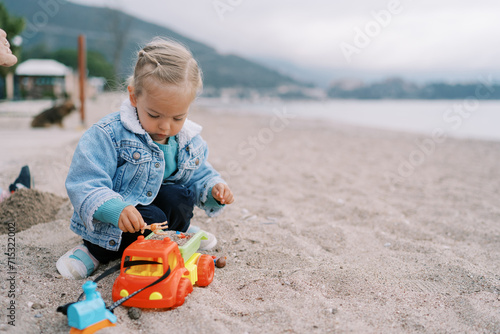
[{"left": 70, "top": 0, "right": 500, "bottom": 82}]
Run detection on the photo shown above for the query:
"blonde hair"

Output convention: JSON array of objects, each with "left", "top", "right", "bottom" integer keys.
[{"left": 129, "top": 37, "right": 203, "bottom": 98}]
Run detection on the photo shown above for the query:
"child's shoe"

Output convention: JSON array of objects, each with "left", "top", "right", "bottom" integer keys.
[
  {"left": 187, "top": 225, "right": 217, "bottom": 251},
  {"left": 56, "top": 245, "right": 99, "bottom": 279},
  {"left": 9, "top": 165, "right": 34, "bottom": 192}
]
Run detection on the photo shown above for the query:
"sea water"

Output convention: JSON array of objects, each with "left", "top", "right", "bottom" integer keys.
[{"left": 197, "top": 99, "right": 500, "bottom": 141}]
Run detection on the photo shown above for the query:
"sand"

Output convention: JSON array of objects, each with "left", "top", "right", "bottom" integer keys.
[
  {"left": 0, "top": 189, "right": 68, "bottom": 235},
  {"left": 0, "top": 93, "right": 499, "bottom": 333}
]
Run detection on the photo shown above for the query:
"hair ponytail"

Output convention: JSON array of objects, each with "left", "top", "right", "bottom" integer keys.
[{"left": 129, "top": 38, "right": 203, "bottom": 98}]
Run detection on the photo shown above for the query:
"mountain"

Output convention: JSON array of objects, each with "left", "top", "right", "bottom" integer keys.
[
  {"left": 3, "top": 0, "right": 302, "bottom": 90},
  {"left": 327, "top": 77, "right": 500, "bottom": 100}
]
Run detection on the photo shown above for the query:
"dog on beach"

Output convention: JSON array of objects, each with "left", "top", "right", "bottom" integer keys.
[{"left": 31, "top": 99, "right": 76, "bottom": 128}]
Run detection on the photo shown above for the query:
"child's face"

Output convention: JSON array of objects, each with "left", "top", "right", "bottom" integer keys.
[{"left": 128, "top": 81, "right": 194, "bottom": 144}]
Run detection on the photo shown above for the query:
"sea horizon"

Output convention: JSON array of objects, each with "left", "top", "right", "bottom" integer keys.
[{"left": 197, "top": 98, "right": 500, "bottom": 142}]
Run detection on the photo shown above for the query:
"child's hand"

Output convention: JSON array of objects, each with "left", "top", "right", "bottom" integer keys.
[
  {"left": 212, "top": 183, "right": 234, "bottom": 205},
  {"left": 118, "top": 206, "right": 147, "bottom": 233}
]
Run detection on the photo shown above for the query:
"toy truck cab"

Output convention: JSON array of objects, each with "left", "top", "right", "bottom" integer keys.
[{"left": 111, "top": 231, "right": 214, "bottom": 309}]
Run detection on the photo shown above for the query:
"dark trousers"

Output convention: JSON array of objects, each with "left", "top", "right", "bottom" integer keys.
[{"left": 84, "top": 183, "right": 195, "bottom": 263}]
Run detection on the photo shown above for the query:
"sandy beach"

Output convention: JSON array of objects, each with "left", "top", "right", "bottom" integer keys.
[{"left": 1, "top": 92, "right": 499, "bottom": 333}]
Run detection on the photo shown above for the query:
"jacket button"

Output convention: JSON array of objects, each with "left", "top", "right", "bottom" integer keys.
[
  {"left": 195, "top": 158, "right": 200, "bottom": 165},
  {"left": 147, "top": 191, "right": 153, "bottom": 197},
  {"left": 109, "top": 240, "right": 116, "bottom": 246},
  {"left": 133, "top": 152, "right": 141, "bottom": 160},
  {"left": 155, "top": 162, "right": 160, "bottom": 168},
  {"left": 186, "top": 146, "right": 190, "bottom": 152}
]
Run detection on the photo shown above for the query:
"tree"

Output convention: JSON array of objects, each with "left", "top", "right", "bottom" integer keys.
[{"left": 52, "top": 49, "right": 115, "bottom": 86}]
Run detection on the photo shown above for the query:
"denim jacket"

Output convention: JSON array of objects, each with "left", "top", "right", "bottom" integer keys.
[{"left": 66, "top": 99, "right": 226, "bottom": 251}]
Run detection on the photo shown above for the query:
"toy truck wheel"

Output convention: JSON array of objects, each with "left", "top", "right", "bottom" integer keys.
[
  {"left": 196, "top": 254, "right": 215, "bottom": 287},
  {"left": 174, "top": 278, "right": 193, "bottom": 308}
]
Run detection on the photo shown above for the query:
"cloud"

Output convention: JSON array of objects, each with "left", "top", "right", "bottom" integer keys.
[{"left": 70, "top": 0, "right": 500, "bottom": 74}]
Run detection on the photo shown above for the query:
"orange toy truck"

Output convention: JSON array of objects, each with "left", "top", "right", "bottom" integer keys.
[{"left": 111, "top": 231, "right": 214, "bottom": 309}]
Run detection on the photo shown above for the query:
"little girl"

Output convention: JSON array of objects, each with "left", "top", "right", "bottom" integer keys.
[{"left": 57, "top": 38, "right": 234, "bottom": 280}]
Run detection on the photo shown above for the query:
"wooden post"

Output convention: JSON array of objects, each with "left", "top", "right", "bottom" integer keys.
[
  {"left": 78, "top": 35, "right": 86, "bottom": 125},
  {"left": 5, "top": 72, "right": 14, "bottom": 100}
]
